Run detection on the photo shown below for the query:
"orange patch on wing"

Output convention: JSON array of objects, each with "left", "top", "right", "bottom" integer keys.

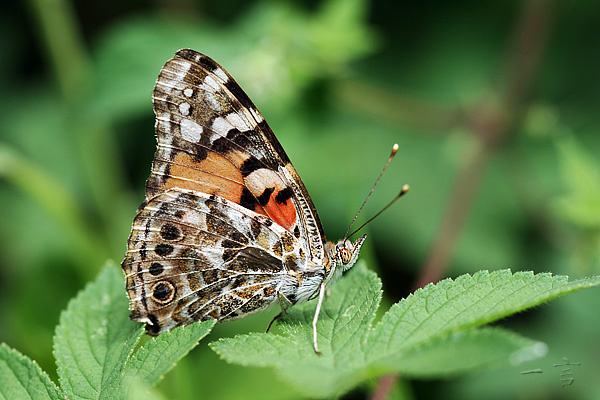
[
  {"left": 164, "top": 151, "right": 244, "bottom": 204},
  {"left": 262, "top": 189, "right": 297, "bottom": 231},
  {"left": 243, "top": 168, "right": 297, "bottom": 231},
  {"left": 161, "top": 151, "right": 269, "bottom": 216}
]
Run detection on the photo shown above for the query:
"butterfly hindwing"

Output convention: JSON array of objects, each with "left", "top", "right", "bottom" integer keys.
[
  {"left": 148, "top": 49, "right": 324, "bottom": 261},
  {"left": 123, "top": 188, "right": 306, "bottom": 334}
]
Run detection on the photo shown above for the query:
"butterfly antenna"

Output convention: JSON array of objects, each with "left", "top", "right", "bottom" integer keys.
[
  {"left": 347, "top": 184, "right": 410, "bottom": 238},
  {"left": 344, "top": 143, "right": 400, "bottom": 239}
]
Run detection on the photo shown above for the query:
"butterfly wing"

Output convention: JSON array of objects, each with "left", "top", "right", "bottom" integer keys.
[
  {"left": 148, "top": 49, "right": 325, "bottom": 261},
  {"left": 123, "top": 188, "right": 306, "bottom": 334}
]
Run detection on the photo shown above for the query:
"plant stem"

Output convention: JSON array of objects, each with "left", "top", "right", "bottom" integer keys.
[
  {"left": 371, "top": 0, "right": 553, "bottom": 398},
  {"left": 27, "top": 0, "right": 129, "bottom": 257},
  {"left": 334, "top": 79, "right": 465, "bottom": 133},
  {"left": 27, "top": 0, "right": 89, "bottom": 102}
]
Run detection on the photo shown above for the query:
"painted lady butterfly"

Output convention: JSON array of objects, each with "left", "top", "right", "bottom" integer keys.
[{"left": 122, "top": 49, "right": 392, "bottom": 353}]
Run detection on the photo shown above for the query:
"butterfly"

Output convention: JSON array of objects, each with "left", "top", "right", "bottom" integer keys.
[{"left": 122, "top": 49, "right": 377, "bottom": 354}]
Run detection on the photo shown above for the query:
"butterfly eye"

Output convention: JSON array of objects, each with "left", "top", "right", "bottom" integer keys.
[{"left": 340, "top": 248, "right": 352, "bottom": 264}]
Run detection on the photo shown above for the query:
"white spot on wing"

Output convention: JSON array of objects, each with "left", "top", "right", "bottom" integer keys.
[
  {"left": 245, "top": 168, "right": 283, "bottom": 194},
  {"left": 183, "top": 210, "right": 202, "bottom": 228},
  {"left": 179, "top": 102, "right": 191, "bottom": 116},
  {"left": 211, "top": 117, "right": 232, "bottom": 135},
  {"left": 204, "top": 75, "right": 220, "bottom": 91},
  {"left": 226, "top": 112, "right": 252, "bottom": 131},
  {"left": 156, "top": 113, "right": 174, "bottom": 170},
  {"left": 160, "top": 112, "right": 172, "bottom": 134},
  {"left": 214, "top": 68, "right": 229, "bottom": 82},
  {"left": 205, "top": 92, "right": 221, "bottom": 111},
  {"left": 180, "top": 119, "right": 203, "bottom": 142},
  {"left": 183, "top": 88, "right": 194, "bottom": 97},
  {"left": 172, "top": 60, "right": 191, "bottom": 80},
  {"left": 250, "top": 108, "right": 264, "bottom": 123}
]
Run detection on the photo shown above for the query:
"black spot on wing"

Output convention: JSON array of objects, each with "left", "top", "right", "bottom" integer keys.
[
  {"left": 160, "top": 224, "right": 181, "bottom": 241},
  {"left": 239, "top": 187, "right": 258, "bottom": 211},
  {"left": 153, "top": 281, "right": 174, "bottom": 302},
  {"left": 224, "top": 79, "right": 255, "bottom": 111},
  {"left": 222, "top": 239, "right": 239, "bottom": 248},
  {"left": 197, "top": 56, "right": 220, "bottom": 74},
  {"left": 155, "top": 243, "right": 174, "bottom": 256},
  {"left": 250, "top": 218, "right": 262, "bottom": 239},
  {"left": 275, "top": 187, "right": 293, "bottom": 204},
  {"left": 256, "top": 187, "right": 274, "bottom": 206},
  {"left": 149, "top": 262, "right": 164, "bottom": 276},
  {"left": 140, "top": 242, "right": 147, "bottom": 259},
  {"left": 240, "top": 156, "right": 263, "bottom": 177},
  {"left": 211, "top": 137, "right": 230, "bottom": 154},
  {"left": 174, "top": 210, "right": 185, "bottom": 219},
  {"left": 193, "top": 146, "right": 208, "bottom": 161},
  {"left": 145, "top": 314, "right": 161, "bottom": 335},
  {"left": 176, "top": 48, "right": 201, "bottom": 62}
]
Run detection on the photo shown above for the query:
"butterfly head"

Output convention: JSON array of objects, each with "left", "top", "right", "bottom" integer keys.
[{"left": 325, "top": 234, "right": 367, "bottom": 279}]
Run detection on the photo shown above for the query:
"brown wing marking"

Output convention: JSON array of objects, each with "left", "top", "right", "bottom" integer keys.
[{"left": 122, "top": 188, "right": 304, "bottom": 334}]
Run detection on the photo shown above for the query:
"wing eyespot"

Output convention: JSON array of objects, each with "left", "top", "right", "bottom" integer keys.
[{"left": 151, "top": 281, "right": 176, "bottom": 304}]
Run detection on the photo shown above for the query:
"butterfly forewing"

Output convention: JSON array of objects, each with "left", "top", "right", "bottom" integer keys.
[{"left": 148, "top": 49, "right": 324, "bottom": 260}]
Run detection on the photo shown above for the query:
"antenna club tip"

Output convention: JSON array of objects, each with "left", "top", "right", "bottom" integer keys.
[
  {"left": 400, "top": 184, "right": 410, "bottom": 194},
  {"left": 390, "top": 143, "right": 399, "bottom": 157}
]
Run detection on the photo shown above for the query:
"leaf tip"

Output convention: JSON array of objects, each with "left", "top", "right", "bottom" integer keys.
[{"left": 509, "top": 341, "right": 548, "bottom": 365}]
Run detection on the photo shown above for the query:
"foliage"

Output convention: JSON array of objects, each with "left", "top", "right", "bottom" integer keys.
[
  {"left": 213, "top": 264, "right": 600, "bottom": 397},
  {"left": 2, "top": 262, "right": 599, "bottom": 399},
  {"left": 2, "top": 0, "right": 600, "bottom": 398},
  {"left": 0, "top": 265, "right": 214, "bottom": 400}
]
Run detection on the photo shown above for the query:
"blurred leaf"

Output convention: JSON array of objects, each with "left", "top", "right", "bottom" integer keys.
[
  {"left": 212, "top": 265, "right": 600, "bottom": 398},
  {"left": 124, "top": 320, "right": 215, "bottom": 387},
  {"left": 125, "top": 379, "right": 165, "bottom": 400},
  {"left": 0, "top": 144, "right": 108, "bottom": 274},
  {"left": 54, "top": 264, "right": 143, "bottom": 400},
  {"left": 90, "top": 0, "right": 375, "bottom": 120},
  {"left": 395, "top": 328, "right": 546, "bottom": 377},
  {"left": 0, "top": 343, "right": 63, "bottom": 400},
  {"left": 158, "top": 342, "right": 303, "bottom": 400},
  {"left": 553, "top": 136, "right": 600, "bottom": 228}
]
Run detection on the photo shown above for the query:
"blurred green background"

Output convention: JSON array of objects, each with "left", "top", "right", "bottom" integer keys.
[{"left": 1, "top": 0, "right": 599, "bottom": 399}]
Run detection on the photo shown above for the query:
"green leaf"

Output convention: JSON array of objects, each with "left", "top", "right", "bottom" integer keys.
[
  {"left": 124, "top": 320, "right": 215, "bottom": 387},
  {"left": 211, "top": 265, "right": 600, "bottom": 398},
  {"left": 0, "top": 343, "right": 63, "bottom": 400},
  {"left": 367, "top": 269, "right": 600, "bottom": 360},
  {"left": 54, "top": 264, "right": 143, "bottom": 400}
]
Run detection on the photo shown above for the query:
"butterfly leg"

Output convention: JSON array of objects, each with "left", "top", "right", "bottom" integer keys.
[
  {"left": 266, "top": 293, "right": 293, "bottom": 333},
  {"left": 312, "top": 282, "right": 326, "bottom": 355}
]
